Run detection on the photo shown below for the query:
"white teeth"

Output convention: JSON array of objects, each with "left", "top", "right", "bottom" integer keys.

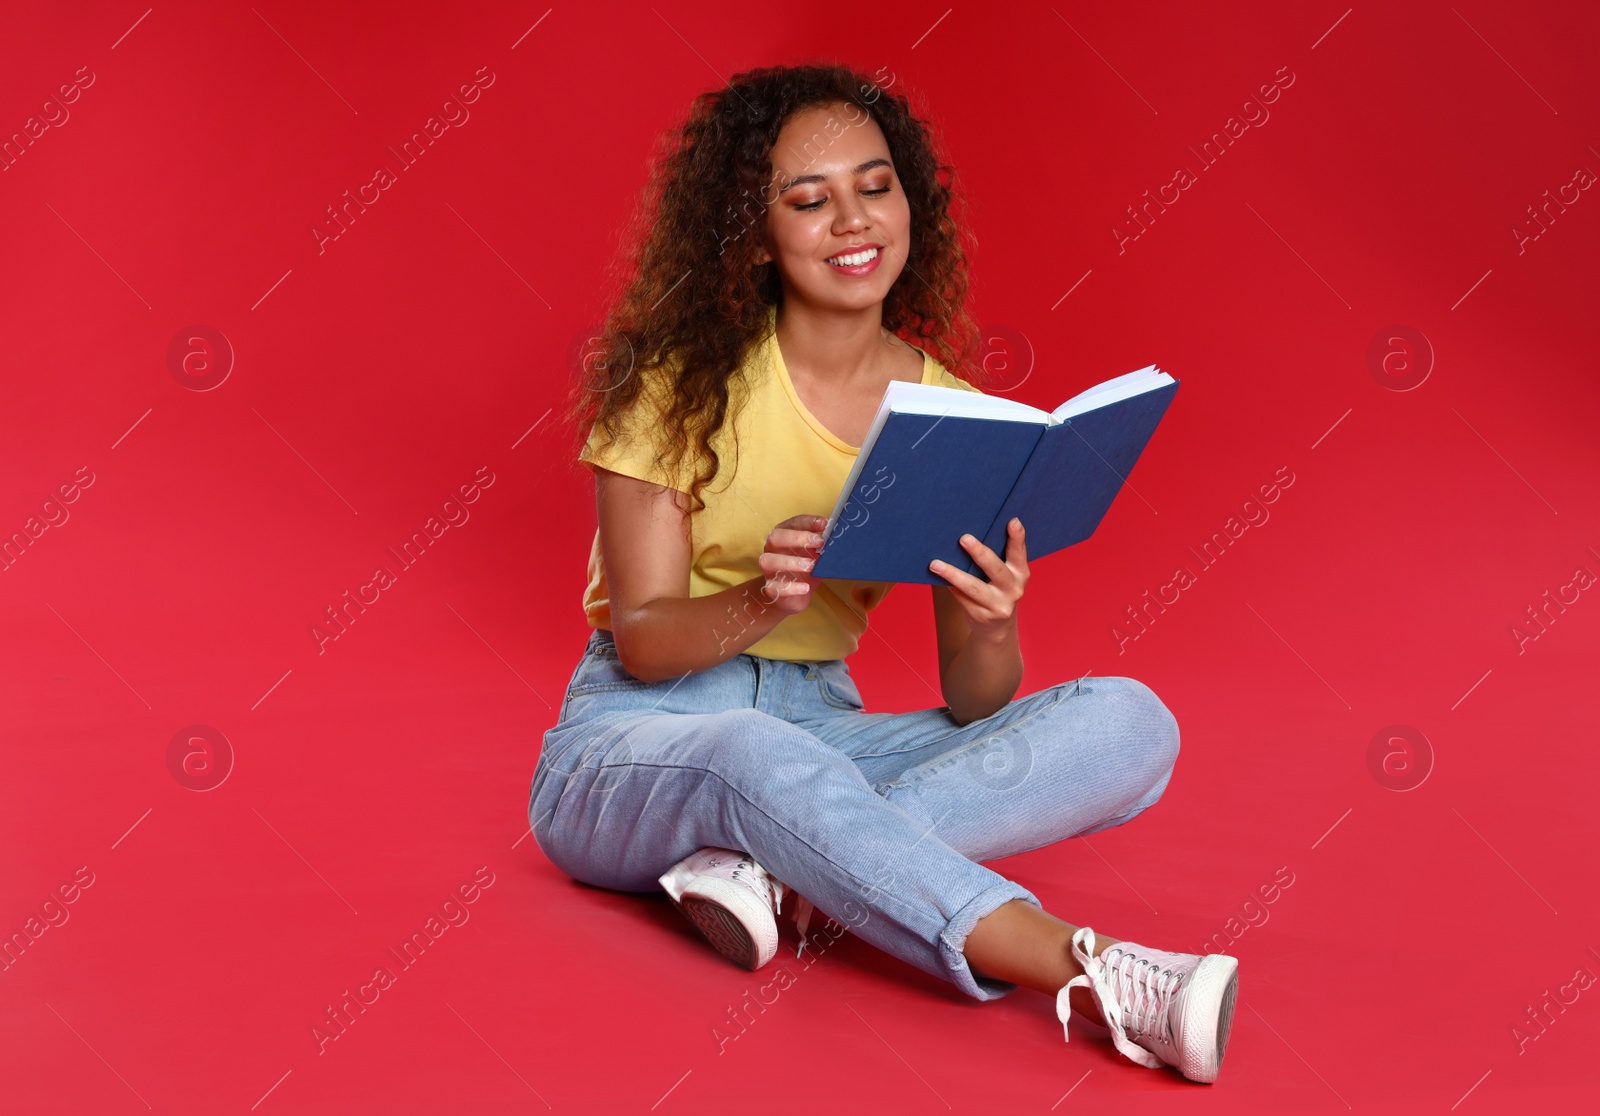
[{"left": 827, "top": 247, "right": 879, "bottom": 267}]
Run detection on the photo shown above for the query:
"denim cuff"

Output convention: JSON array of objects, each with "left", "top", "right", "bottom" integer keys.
[{"left": 937, "top": 879, "right": 1044, "bottom": 1001}]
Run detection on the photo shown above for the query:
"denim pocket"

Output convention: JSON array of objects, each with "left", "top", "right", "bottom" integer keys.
[
  {"left": 810, "top": 659, "right": 864, "bottom": 711},
  {"left": 565, "top": 631, "right": 656, "bottom": 699}
]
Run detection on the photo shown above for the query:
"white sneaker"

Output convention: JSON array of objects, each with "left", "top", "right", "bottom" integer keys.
[
  {"left": 658, "top": 848, "right": 789, "bottom": 970},
  {"left": 1056, "top": 927, "right": 1240, "bottom": 1084}
]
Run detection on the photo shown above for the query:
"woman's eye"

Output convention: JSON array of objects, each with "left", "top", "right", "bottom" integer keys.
[{"left": 796, "top": 181, "right": 896, "bottom": 209}]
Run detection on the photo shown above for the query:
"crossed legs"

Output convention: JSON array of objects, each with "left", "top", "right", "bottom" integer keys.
[{"left": 533, "top": 674, "right": 1180, "bottom": 1006}]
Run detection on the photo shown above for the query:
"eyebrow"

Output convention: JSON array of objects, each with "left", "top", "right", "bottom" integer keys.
[{"left": 777, "top": 158, "right": 894, "bottom": 194}]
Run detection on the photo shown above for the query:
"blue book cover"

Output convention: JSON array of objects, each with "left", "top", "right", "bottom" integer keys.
[{"left": 812, "top": 366, "right": 1181, "bottom": 584}]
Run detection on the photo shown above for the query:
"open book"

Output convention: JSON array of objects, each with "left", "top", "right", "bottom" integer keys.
[{"left": 811, "top": 365, "right": 1180, "bottom": 584}]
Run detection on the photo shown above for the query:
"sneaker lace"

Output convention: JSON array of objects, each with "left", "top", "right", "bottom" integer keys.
[
  {"left": 762, "top": 870, "right": 817, "bottom": 957},
  {"left": 730, "top": 858, "right": 790, "bottom": 919},
  {"left": 1056, "top": 927, "right": 1180, "bottom": 1069},
  {"left": 706, "top": 854, "right": 830, "bottom": 961}
]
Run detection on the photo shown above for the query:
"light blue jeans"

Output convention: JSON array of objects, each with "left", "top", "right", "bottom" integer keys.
[{"left": 529, "top": 627, "right": 1180, "bottom": 1000}]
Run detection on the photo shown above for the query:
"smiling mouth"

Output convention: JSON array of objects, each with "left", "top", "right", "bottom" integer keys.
[{"left": 825, "top": 246, "right": 881, "bottom": 267}]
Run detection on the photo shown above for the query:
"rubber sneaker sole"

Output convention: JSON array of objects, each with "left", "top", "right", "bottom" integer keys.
[
  {"left": 678, "top": 896, "right": 761, "bottom": 970},
  {"left": 1177, "top": 954, "right": 1240, "bottom": 1084}
]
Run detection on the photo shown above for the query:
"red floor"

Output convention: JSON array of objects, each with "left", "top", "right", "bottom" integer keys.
[{"left": 3, "top": 2, "right": 1598, "bottom": 1112}]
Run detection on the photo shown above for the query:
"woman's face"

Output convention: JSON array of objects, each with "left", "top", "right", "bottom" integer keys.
[{"left": 753, "top": 102, "right": 911, "bottom": 312}]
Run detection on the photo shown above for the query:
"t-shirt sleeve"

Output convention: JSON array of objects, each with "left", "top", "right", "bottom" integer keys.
[
  {"left": 577, "top": 372, "right": 693, "bottom": 493},
  {"left": 932, "top": 367, "right": 985, "bottom": 394}
]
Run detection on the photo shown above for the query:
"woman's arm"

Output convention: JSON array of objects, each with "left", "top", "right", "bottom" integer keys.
[
  {"left": 931, "top": 519, "right": 1030, "bottom": 725},
  {"left": 595, "top": 467, "right": 819, "bottom": 682}
]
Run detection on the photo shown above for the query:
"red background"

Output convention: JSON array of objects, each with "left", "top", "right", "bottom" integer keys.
[{"left": 3, "top": 2, "right": 1597, "bottom": 1112}]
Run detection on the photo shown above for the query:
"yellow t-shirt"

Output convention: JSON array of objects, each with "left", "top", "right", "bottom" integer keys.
[{"left": 578, "top": 305, "right": 982, "bottom": 661}]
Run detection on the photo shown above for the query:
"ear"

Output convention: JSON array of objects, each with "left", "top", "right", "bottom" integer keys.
[{"left": 752, "top": 242, "right": 771, "bottom": 266}]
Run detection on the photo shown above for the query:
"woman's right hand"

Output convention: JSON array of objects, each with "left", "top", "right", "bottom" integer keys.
[{"left": 759, "top": 514, "right": 827, "bottom": 614}]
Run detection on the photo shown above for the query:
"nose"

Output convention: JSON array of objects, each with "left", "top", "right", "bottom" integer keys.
[{"left": 832, "top": 200, "right": 870, "bottom": 234}]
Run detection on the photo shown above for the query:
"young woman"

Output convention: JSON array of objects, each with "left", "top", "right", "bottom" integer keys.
[{"left": 531, "top": 63, "right": 1239, "bottom": 1084}]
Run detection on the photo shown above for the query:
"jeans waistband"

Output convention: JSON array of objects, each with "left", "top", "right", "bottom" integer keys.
[{"left": 551, "top": 627, "right": 866, "bottom": 735}]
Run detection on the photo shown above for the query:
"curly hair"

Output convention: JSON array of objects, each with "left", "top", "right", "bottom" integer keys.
[{"left": 561, "top": 62, "right": 985, "bottom": 519}]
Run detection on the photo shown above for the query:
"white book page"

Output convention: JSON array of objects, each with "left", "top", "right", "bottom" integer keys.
[
  {"left": 877, "top": 379, "right": 1052, "bottom": 421},
  {"left": 1052, "top": 364, "right": 1172, "bottom": 421}
]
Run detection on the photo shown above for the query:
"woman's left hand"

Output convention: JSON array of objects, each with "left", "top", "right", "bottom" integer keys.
[{"left": 929, "top": 517, "right": 1029, "bottom": 637}]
